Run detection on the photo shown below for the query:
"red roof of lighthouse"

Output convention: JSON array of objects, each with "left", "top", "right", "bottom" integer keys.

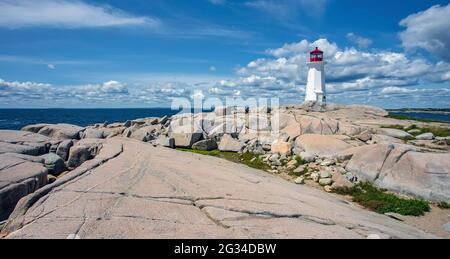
[{"left": 310, "top": 47, "right": 323, "bottom": 54}]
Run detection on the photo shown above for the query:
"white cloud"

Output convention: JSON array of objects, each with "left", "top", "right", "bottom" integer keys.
[
  {"left": 381, "top": 86, "right": 417, "bottom": 94},
  {"left": 346, "top": 32, "right": 373, "bottom": 48},
  {"left": 0, "top": 0, "right": 160, "bottom": 29},
  {"left": 48, "top": 64, "right": 56, "bottom": 70},
  {"left": 217, "top": 38, "right": 450, "bottom": 106},
  {"left": 399, "top": 4, "right": 450, "bottom": 61},
  {"left": 209, "top": 66, "right": 217, "bottom": 72}
]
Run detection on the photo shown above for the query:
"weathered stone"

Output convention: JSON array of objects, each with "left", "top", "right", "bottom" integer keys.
[
  {"left": 67, "top": 146, "right": 89, "bottom": 168},
  {"left": 172, "top": 133, "right": 203, "bottom": 148},
  {"left": 321, "top": 159, "right": 336, "bottom": 166},
  {"left": 295, "top": 134, "right": 353, "bottom": 158},
  {"left": 320, "top": 171, "right": 332, "bottom": 179},
  {"left": 294, "top": 177, "right": 305, "bottom": 184},
  {"left": 21, "top": 124, "right": 50, "bottom": 133},
  {"left": 82, "top": 128, "right": 105, "bottom": 139},
  {"left": 130, "top": 125, "right": 161, "bottom": 142},
  {"left": 299, "top": 152, "right": 315, "bottom": 162},
  {"left": 218, "top": 134, "right": 243, "bottom": 152},
  {"left": 331, "top": 173, "right": 354, "bottom": 189},
  {"left": 355, "top": 131, "right": 372, "bottom": 142},
  {"left": 0, "top": 138, "right": 435, "bottom": 239},
  {"left": 0, "top": 153, "right": 48, "bottom": 221},
  {"left": 294, "top": 165, "right": 306, "bottom": 174},
  {"left": 346, "top": 144, "right": 450, "bottom": 202},
  {"left": 56, "top": 140, "right": 73, "bottom": 161},
  {"left": 269, "top": 153, "right": 280, "bottom": 162},
  {"left": 192, "top": 139, "right": 218, "bottom": 151},
  {"left": 271, "top": 141, "right": 292, "bottom": 155},
  {"left": 36, "top": 124, "right": 84, "bottom": 140},
  {"left": 155, "top": 136, "right": 175, "bottom": 149},
  {"left": 40, "top": 153, "right": 66, "bottom": 176},
  {"left": 319, "top": 178, "right": 333, "bottom": 186},
  {"left": 377, "top": 128, "right": 413, "bottom": 140},
  {"left": 311, "top": 173, "right": 320, "bottom": 182},
  {"left": 0, "top": 142, "right": 46, "bottom": 156},
  {"left": 415, "top": 133, "right": 434, "bottom": 140}
]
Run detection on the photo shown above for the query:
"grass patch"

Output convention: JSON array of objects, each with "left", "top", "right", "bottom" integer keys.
[
  {"left": 176, "top": 148, "right": 270, "bottom": 171},
  {"left": 294, "top": 155, "right": 306, "bottom": 167},
  {"left": 388, "top": 114, "right": 440, "bottom": 123},
  {"left": 333, "top": 182, "right": 430, "bottom": 216},
  {"left": 437, "top": 202, "right": 450, "bottom": 210},
  {"left": 380, "top": 125, "right": 405, "bottom": 130},
  {"left": 422, "top": 127, "right": 450, "bottom": 137},
  {"left": 381, "top": 124, "right": 450, "bottom": 137}
]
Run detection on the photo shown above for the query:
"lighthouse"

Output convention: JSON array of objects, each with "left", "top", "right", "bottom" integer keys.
[{"left": 305, "top": 47, "right": 326, "bottom": 104}]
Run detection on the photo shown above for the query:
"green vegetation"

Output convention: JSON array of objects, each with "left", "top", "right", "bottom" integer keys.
[
  {"left": 294, "top": 155, "right": 306, "bottom": 166},
  {"left": 380, "top": 125, "right": 405, "bottom": 130},
  {"left": 388, "top": 114, "right": 441, "bottom": 123},
  {"left": 333, "top": 183, "right": 430, "bottom": 216},
  {"left": 176, "top": 148, "right": 270, "bottom": 171},
  {"left": 437, "top": 202, "right": 450, "bottom": 210},
  {"left": 381, "top": 124, "right": 450, "bottom": 137}
]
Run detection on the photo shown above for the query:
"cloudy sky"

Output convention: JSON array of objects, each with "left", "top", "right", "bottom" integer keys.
[{"left": 0, "top": 0, "right": 449, "bottom": 108}]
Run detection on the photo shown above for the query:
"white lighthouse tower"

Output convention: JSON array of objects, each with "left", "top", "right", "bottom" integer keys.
[{"left": 305, "top": 47, "right": 326, "bottom": 104}]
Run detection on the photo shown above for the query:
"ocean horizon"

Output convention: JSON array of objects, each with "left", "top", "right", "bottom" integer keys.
[{"left": 1, "top": 107, "right": 449, "bottom": 130}]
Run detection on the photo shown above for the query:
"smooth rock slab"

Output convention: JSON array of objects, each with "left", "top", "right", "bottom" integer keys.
[
  {"left": 346, "top": 144, "right": 450, "bottom": 202},
  {"left": 37, "top": 124, "right": 84, "bottom": 140},
  {"left": 1, "top": 138, "right": 435, "bottom": 239},
  {"left": 295, "top": 134, "right": 353, "bottom": 158},
  {"left": 377, "top": 128, "right": 413, "bottom": 140}
]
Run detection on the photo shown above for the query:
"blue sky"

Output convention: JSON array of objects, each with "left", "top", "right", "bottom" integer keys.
[{"left": 0, "top": 0, "right": 449, "bottom": 108}]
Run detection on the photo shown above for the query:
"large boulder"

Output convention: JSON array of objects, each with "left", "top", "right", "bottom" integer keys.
[
  {"left": 218, "top": 134, "right": 243, "bottom": 152},
  {"left": 0, "top": 153, "right": 48, "bottom": 221},
  {"left": 416, "top": 133, "right": 434, "bottom": 140},
  {"left": 171, "top": 133, "right": 203, "bottom": 148},
  {"left": 67, "top": 146, "right": 90, "bottom": 169},
  {"left": 40, "top": 153, "right": 66, "bottom": 176},
  {"left": 81, "top": 128, "right": 105, "bottom": 139},
  {"left": 377, "top": 128, "right": 413, "bottom": 140},
  {"left": 155, "top": 136, "right": 175, "bottom": 149},
  {"left": 295, "top": 134, "right": 353, "bottom": 158},
  {"left": 21, "top": 124, "right": 50, "bottom": 133},
  {"left": 0, "top": 130, "right": 50, "bottom": 156},
  {"left": 271, "top": 141, "right": 292, "bottom": 155},
  {"left": 346, "top": 144, "right": 450, "bottom": 202},
  {"left": 37, "top": 124, "right": 84, "bottom": 140},
  {"left": 56, "top": 140, "right": 73, "bottom": 161},
  {"left": 67, "top": 139, "right": 104, "bottom": 168},
  {"left": 192, "top": 139, "right": 218, "bottom": 151},
  {"left": 130, "top": 125, "right": 162, "bottom": 142}
]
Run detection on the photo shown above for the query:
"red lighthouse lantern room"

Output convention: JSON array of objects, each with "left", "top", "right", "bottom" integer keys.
[{"left": 310, "top": 47, "right": 323, "bottom": 62}]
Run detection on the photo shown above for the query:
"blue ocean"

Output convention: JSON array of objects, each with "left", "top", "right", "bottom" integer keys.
[
  {"left": 0, "top": 109, "right": 449, "bottom": 130},
  {"left": 389, "top": 112, "right": 450, "bottom": 123},
  {"left": 0, "top": 108, "right": 181, "bottom": 130}
]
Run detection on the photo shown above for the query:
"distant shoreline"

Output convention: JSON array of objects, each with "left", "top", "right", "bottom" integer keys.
[{"left": 387, "top": 109, "right": 450, "bottom": 115}]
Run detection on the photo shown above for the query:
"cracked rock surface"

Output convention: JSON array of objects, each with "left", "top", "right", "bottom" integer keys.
[{"left": 2, "top": 138, "right": 436, "bottom": 239}]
